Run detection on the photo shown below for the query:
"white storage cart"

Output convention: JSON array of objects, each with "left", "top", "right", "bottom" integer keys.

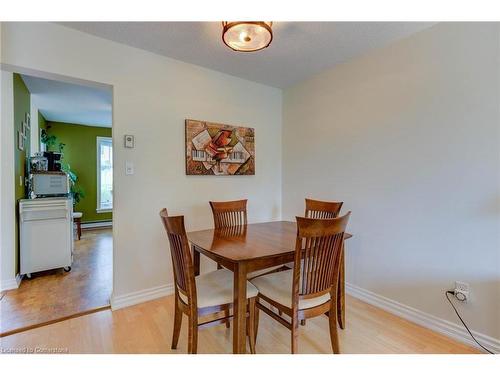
[{"left": 19, "top": 197, "right": 73, "bottom": 278}]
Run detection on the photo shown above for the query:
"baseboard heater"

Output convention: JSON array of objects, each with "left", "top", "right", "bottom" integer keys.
[{"left": 81, "top": 221, "right": 113, "bottom": 229}]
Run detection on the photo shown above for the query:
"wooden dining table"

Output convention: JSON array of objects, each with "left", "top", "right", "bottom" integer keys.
[{"left": 187, "top": 220, "right": 352, "bottom": 354}]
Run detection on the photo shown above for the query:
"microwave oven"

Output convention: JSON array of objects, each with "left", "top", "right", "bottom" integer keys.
[{"left": 32, "top": 172, "right": 70, "bottom": 196}]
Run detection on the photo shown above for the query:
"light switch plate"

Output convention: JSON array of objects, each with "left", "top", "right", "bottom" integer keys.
[{"left": 125, "top": 161, "right": 134, "bottom": 175}]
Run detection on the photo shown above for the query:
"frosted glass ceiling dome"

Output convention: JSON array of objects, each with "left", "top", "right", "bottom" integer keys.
[{"left": 222, "top": 22, "right": 273, "bottom": 52}]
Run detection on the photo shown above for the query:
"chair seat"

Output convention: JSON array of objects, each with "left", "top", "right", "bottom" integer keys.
[
  {"left": 247, "top": 265, "right": 284, "bottom": 279},
  {"left": 73, "top": 212, "right": 83, "bottom": 219},
  {"left": 251, "top": 269, "right": 331, "bottom": 310},
  {"left": 179, "top": 269, "right": 258, "bottom": 309}
]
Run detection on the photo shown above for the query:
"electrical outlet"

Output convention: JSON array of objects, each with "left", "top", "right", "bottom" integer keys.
[{"left": 454, "top": 281, "right": 470, "bottom": 303}]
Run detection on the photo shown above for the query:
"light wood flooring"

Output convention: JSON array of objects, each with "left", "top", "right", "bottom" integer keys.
[
  {"left": 0, "top": 293, "right": 479, "bottom": 354},
  {"left": 0, "top": 228, "right": 112, "bottom": 336}
]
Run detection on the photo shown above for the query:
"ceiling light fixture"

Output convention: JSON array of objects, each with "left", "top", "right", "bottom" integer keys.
[{"left": 222, "top": 22, "right": 273, "bottom": 52}]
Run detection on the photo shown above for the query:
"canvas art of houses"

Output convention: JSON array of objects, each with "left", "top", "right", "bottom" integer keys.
[{"left": 185, "top": 119, "right": 255, "bottom": 175}]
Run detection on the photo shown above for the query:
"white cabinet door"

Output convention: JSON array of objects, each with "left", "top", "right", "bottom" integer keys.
[{"left": 20, "top": 218, "right": 72, "bottom": 274}]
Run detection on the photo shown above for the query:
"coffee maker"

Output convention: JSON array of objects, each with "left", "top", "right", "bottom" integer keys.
[{"left": 44, "top": 151, "right": 62, "bottom": 171}]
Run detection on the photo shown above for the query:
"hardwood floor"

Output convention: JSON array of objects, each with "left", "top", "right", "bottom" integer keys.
[
  {"left": 0, "top": 294, "right": 479, "bottom": 354},
  {"left": 0, "top": 228, "right": 112, "bottom": 336}
]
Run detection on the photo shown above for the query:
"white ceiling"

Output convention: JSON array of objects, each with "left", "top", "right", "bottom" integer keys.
[
  {"left": 59, "top": 22, "right": 435, "bottom": 88},
  {"left": 22, "top": 74, "right": 112, "bottom": 127}
]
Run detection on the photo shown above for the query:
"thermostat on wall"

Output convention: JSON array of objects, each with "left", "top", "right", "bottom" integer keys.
[{"left": 124, "top": 135, "right": 134, "bottom": 148}]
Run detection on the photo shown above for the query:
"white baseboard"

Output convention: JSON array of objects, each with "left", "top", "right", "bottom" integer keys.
[
  {"left": 110, "top": 283, "right": 174, "bottom": 311},
  {"left": 1, "top": 274, "right": 22, "bottom": 292},
  {"left": 81, "top": 221, "right": 112, "bottom": 229},
  {"left": 346, "top": 282, "right": 500, "bottom": 354}
]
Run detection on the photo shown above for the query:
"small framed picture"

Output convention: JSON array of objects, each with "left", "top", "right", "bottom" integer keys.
[
  {"left": 22, "top": 121, "right": 29, "bottom": 138},
  {"left": 25, "top": 112, "right": 31, "bottom": 128},
  {"left": 18, "top": 131, "right": 24, "bottom": 151}
]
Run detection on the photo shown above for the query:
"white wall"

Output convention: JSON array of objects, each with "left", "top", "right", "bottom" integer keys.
[
  {"left": 0, "top": 25, "right": 17, "bottom": 290},
  {"left": 0, "top": 70, "right": 17, "bottom": 290},
  {"left": 283, "top": 23, "right": 500, "bottom": 341},
  {"left": 1, "top": 22, "right": 282, "bottom": 301}
]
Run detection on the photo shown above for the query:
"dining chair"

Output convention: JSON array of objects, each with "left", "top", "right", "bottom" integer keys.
[
  {"left": 209, "top": 199, "right": 286, "bottom": 279},
  {"left": 285, "top": 198, "right": 344, "bottom": 325},
  {"left": 159, "top": 208, "right": 258, "bottom": 354},
  {"left": 209, "top": 199, "right": 248, "bottom": 228},
  {"left": 285, "top": 199, "right": 343, "bottom": 270},
  {"left": 251, "top": 213, "right": 351, "bottom": 354},
  {"left": 305, "top": 198, "right": 343, "bottom": 219}
]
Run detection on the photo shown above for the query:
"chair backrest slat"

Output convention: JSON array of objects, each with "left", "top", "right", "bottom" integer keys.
[
  {"left": 210, "top": 199, "right": 248, "bottom": 228},
  {"left": 305, "top": 198, "right": 343, "bottom": 219},
  {"left": 159, "top": 209, "right": 196, "bottom": 304},
  {"left": 293, "top": 213, "right": 351, "bottom": 301}
]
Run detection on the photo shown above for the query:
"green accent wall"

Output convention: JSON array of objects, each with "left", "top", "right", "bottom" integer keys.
[
  {"left": 46, "top": 122, "right": 113, "bottom": 223},
  {"left": 13, "top": 74, "right": 31, "bottom": 273}
]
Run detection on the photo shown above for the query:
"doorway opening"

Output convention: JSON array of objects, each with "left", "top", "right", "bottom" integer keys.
[{"left": 0, "top": 70, "right": 114, "bottom": 336}]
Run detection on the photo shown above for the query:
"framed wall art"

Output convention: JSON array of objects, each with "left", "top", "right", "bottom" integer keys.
[
  {"left": 18, "top": 130, "right": 24, "bottom": 151},
  {"left": 185, "top": 119, "right": 255, "bottom": 176}
]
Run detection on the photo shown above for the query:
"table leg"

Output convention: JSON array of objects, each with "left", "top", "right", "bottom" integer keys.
[
  {"left": 193, "top": 245, "right": 200, "bottom": 276},
  {"left": 337, "top": 245, "right": 345, "bottom": 329},
  {"left": 233, "top": 262, "right": 247, "bottom": 354}
]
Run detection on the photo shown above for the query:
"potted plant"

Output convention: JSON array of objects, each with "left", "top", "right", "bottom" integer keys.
[
  {"left": 40, "top": 130, "right": 85, "bottom": 206},
  {"left": 62, "top": 164, "right": 85, "bottom": 206}
]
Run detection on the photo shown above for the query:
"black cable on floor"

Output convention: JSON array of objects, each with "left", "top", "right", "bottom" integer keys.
[{"left": 445, "top": 291, "right": 494, "bottom": 354}]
